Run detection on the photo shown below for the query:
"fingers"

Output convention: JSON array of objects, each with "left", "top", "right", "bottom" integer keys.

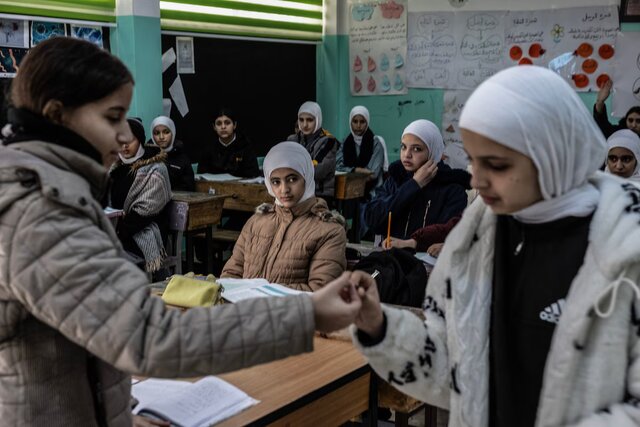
[{"left": 350, "top": 270, "right": 376, "bottom": 290}]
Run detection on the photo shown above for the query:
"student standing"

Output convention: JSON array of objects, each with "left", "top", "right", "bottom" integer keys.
[
  {"left": 604, "top": 128, "right": 640, "bottom": 182},
  {"left": 150, "top": 115, "right": 195, "bottom": 191},
  {"left": 197, "top": 108, "right": 260, "bottom": 178},
  {"left": 0, "top": 37, "right": 363, "bottom": 427},
  {"left": 222, "top": 141, "right": 347, "bottom": 291},
  {"left": 350, "top": 66, "right": 640, "bottom": 427},
  {"left": 363, "top": 119, "right": 468, "bottom": 239},
  {"left": 288, "top": 101, "right": 338, "bottom": 203}
]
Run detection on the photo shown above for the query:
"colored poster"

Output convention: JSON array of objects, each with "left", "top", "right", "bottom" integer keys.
[
  {"left": 442, "top": 89, "right": 472, "bottom": 170},
  {"left": 349, "top": 0, "right": 408, "bottom": 96},
  {"left": 70, "top": 25, "right": 103, "bottom": 48},
  {"left": 611, "top": 31, "right": 640, "bottom": 117},
  {"left": 407, "top": 11, "right": 507, "bottom": 89},
  {"left": 0, "top": 19, "right": 28, "bottom": 48},
  {"left": 0, "top": 47, "right": 28, "bottom": 78},
  {"left": 31, "top": 21, "right": 66, "bottom": 46}
]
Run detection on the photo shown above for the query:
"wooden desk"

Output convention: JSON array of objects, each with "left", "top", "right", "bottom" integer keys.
[
  {"left": 169, "top": 192, "right": 227, "bottom": 273},
  {"left": 335, "top": 172, "right": 370, "bottom": 244},
  {"left": 195, "top": 180, "right": 273, "bottom": 212},
  {"left": 217, "top": 337, "right": 373, "bottom": 426}
]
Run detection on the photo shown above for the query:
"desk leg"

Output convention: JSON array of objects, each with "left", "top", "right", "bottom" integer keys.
[
  {"left": 353, "top": 200, "right": 361, "bottom": 244},
  {"left": 361, "top": 369, "right": 378, "bottom": 426},
  {"left": 206, "top": 226, "right": 214, "bottom": 274},
  {"left": 186, "top": 231, "right": 194, "bottom": 273}
]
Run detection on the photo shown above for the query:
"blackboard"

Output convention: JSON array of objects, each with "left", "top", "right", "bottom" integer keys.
[{"left": 160, "top": 35, "right": 316, "bottom": 164}]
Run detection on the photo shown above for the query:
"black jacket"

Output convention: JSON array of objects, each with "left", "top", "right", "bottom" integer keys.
[
  {"left": 197, "top": 133, "right": 260, "bottom": 178},
  {"left": 593, "top": 104, "right": 625, "bottom": 139},
  {"left": 364, "top": 160, "right": 469, "bottom": 238},
  {"left": 164, "top": 139, "right": 195, "bottom": 191}
]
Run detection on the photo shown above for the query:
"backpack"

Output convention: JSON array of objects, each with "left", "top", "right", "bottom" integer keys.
[{"left": 353, "top": 248, "right": 428, "bottom": 308}]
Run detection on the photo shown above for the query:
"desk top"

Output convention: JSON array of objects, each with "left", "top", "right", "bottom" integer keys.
[{"left": 216, "top": 336, "right": 368, "bottom": 426}]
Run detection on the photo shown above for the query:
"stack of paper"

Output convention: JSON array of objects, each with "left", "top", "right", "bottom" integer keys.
[
  {"left": 195, "top": 173, "right": 241, "bottom": 182},
  {"left": 132, "top": 376, "right": 258, "bottom": 427},
  {"left": 217, "top": 278, "right": 306, "bottom": 303}
]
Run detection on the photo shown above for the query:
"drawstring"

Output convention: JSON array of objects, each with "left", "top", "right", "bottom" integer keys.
[
  {"left": 593, "top": 274, "right": 640, "bottom": 318},
  {"left": 403, "top": 200, "right": 431, "bottom": 239}
]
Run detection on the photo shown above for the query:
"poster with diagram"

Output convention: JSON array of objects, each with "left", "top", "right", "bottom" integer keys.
[
  {"left": 0, "top": 19, "right": 28, "bottom": 48},
  {"left": 407, "top": 11, "right": 507, "bottom": 89},
  {"left": 349, "top": 0, "right": 408, "bottom": 96},
  {"left": 0, "top": 47, "right": 28, "bottom": 78},
  {"left": 612, "top": 31, "right": 640, "bottom": 117},
  {"left": 31, "top": 21, "right": 66, "bottom": 46},
  {"left": 442, "top": 89, "right": 472, "bottom": 170},
  {"left": 70, "top": 25, "right": 103, "bottom": 48}
]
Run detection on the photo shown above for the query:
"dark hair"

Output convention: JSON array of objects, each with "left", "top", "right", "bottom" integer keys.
[
  {"left": 11, "top": 37, "right": 133, "bottom": 113},
  {"left": 626, "top": 106, "right": 640, "bottom": 120},
  {"left": 213, "top": 108, "right": 238, "bottom": 125},
  {"left": 127, "top": 117, "right": 146, "bottom": 144}
]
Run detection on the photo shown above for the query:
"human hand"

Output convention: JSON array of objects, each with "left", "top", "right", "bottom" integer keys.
[
  {"left": 133, "top": 415, "right": 171, "bottom": 427},
  {"left": 427, "top": 242, "right": 444, "bottom": 257},
  {"left": 350, "top": 271, "right": 384, "bottom": 340},
  {"left": 311, "top": 272, "right": 361, "bottom": 333},
  {"left": 413, "top": 159, "right": 438, "bottom": 188},
  {"left": 383, "top": 237, "right": 417, "bottom": 250},
  {"left": 595, "top": 79, "right": 613, "bottom": 111}
]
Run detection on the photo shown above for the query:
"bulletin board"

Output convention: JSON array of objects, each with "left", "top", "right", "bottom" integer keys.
[{"left": 160, "top": 35, "right": 317, "bottom": 164}]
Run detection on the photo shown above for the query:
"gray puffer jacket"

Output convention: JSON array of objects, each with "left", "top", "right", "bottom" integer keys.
[{"left": 0, "top": 141, "right": 315, "bottom": 427}]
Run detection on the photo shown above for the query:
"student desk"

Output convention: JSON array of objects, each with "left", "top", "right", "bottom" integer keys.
[
  {"left": 169, "top": 192, "right": 227, "bottom": 273},
  {"left": 217, "top": 336, "right": 374, "bottom": 426},
  {"left": 195, "top": 180, "right": 273, "bottom": 212},
  {"left": 335, "top": 172, "right": 369, "bottom": 244}
]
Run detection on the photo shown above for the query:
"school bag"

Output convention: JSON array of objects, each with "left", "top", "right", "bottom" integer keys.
[{"left": 353, "top": 248, "right": 428, "bottom": 308}]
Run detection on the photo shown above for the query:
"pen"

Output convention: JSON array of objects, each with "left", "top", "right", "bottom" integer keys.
[
  {"left": 371, "top": 270, "right": 380, "bottom": 280},
  {"left": 386, "top": 212, "right": 392, "bottom": 248}
]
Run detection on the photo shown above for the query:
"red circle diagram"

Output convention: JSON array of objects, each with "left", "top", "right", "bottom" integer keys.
[
  {"left": 518, "top": 57, "right": 533, "bottom": 65},
  {"left": 529, "top": 43, "right": 545, "bottom": 58},
  {"left": 572, "top": 74, "right": 589, "bottom": 88},
  {"left": 582, "top": 58, "right": 598, "bottom": 74},
  {"left": 598, "top": 44, "right": 614, "bottom": 60},
  {"left": 510, "top": 46, "right": 523, "bottom": 61},
  {"left": 596, "top": 74, "right": 610, "bottom": 89},
  {"left": 576, "top": 43, "right": 593, "bottom": 58}
]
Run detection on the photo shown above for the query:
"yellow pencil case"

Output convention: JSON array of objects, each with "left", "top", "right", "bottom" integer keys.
[{"left": 161, "top": 274, "right": 223, "bottom": 308}]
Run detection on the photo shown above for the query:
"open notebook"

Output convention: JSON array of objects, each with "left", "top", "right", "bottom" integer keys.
[
  {"left": 217, "top": 278, "right": 307, "bottom": 303},
  {"left": 132, "top": 376, "right": 258, "bottom": 427}
]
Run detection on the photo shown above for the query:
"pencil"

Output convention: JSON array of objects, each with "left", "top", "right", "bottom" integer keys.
[{"left": 386, "top": 212, "right": 392, "bottom": 248}]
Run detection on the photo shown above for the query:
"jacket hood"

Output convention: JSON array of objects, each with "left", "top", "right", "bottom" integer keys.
[
  {"left": 389, "top": 160, "right": 471, "bottom": 189},
  {"left": 255, "top": 197, "right": 346, "bottom": 227}
]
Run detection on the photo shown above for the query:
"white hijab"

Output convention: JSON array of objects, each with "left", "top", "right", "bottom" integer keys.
[
  {"left": 459, "top": 65, "right": 606, "bottom": 224},
  {"left": 263, "top": 141, "right": 316, "bottom": 206},
  {"left": 401, "top": 119, "right": 444, "bottom": 164},
  {"left": 150, "top": 116, "right": 177, "bottom": 153},
  {"left": 350, "top": 105, "right": 370, "bottom": 145},
  {"left": 118, "top": 144, "right": 145, "bottom": 165},
  {"left": 298, "top": 101, "right": 322, "bottom": 133},
  {"left": 605, "top": 129, "right": 640, "bottom": 182}
]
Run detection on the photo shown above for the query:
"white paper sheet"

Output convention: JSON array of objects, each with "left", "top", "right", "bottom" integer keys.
[
  {"left": 195, "top": 173, "right": 241, "bottom": 182},
  {"left": 612, "top": 31, "right": 640, "bottom": 117},
  {"left": 176, "top": 36, "right": 195, "bottom": 74},
  {"left": 169, "top": 76, "right": 189, "bottom": 117},
  {"left": 221, "top": 281, "right": 306, "bottom": 303},
  {"left": 0, "top": 19, "right": 29, "bottom": 48},
  {"left": 161, "top": 47, "right": 176, "bottom": 73},
  {"left": 162, "top": 98, "right": 172, "bottom": 117}
]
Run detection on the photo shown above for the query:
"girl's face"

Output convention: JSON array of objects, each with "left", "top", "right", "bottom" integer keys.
[
  {"left": 121, "top": 136, "right": 141, "bottom": 159},
  {"left": 214, "top": 115, "right": 236, "bottom": 141},
  {"left": 626, "top": 112, "right": 640, "bottom": 134},
  {"left": 60, "top": 83, "right": 133, "bottom": 167},
  {"left": 607, "top": 146, "right": 637, "bottom": 178},
  {"left": 400, "top": 133, "right": 429, "bottom": 172},
  {"left": 152, "top": 124, "right": 173, "bottom": 149},
  {"left": 351, "top": 114, "right": 368, "bottom": 136},
  {"left": 462, "top": 129, "right": 543, "bottom": 214},
  {"left": 298, "top": 113, "right": 316, "bottom": 136},
  {"left": 270, "top": 167, "right": 305, "bottom": 208}
]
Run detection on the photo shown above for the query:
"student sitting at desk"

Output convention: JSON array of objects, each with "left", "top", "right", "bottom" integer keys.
[
  {"left": 197, "top": 108, "right": 260, "bottom": 178},
  {"left": 336, "top": 105, "right": 385, "bottom": 198},
  {"left": 604, "top": 129, "right": 640, "bottom": 182},
  {"left": 363, "top": 119, "right": 468, "bottom": 240},
  {"left": 0, "top": 37, "right": 363, "bottom": 427},
  {"left": 221, "top": 141, "right": 347, "bottom": 291},
  {"left": 288, "top": 101, "right": 338, "bottom": 205},
  {"left": 109, "top": 117, "right": 172, "bottom": 274},
  {"left": 150, "top": 115, "right": 195, "bottom": 191}
]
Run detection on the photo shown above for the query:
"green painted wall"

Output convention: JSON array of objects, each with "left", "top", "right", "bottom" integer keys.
[{"left": 110, "top": 15, "right": 163, "bottom": 129}]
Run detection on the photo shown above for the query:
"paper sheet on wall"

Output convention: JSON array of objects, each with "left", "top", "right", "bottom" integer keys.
[
  {"left": 0, "top": 47, "right": 27, "bottom": 78},
  {"left": 612, "top": 31, "right": 640, "bottom": 117},
  {"left": 162, "top": 98, "right": 172, "bottom": 117},
  {"left": 442, "top": 90, "right": 472, "bottom": 170},
  {"left": 407, "top": 11, "right": 507, "bottom": 89},
  {"left": 30, "top": 21, "right": 66, "bottom": 46},
  {"left": 169, "top": 76, "right": 189, "bottom": 117},
  {"left": 349, "top": 0, "right": 408, "bottom": 96},
  {"left": 70, "top": 25, "right": 103, "bottom": 48},
  {"left": 176, "top": 36, "right": 195, "bottom": 74},
  {"left": 162, "top": 47, "right": 176, "bottom": 73},
  {"left": 0, "top": 19, "right": 29, "bottom": 48}
]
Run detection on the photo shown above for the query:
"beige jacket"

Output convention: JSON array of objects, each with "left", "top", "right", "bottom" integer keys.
[
  {"left": 222, "top": 197, "right": 347, "bottom": 291},
  {"left": 0, "top": 141, "right": 315, "bottom": 427}
]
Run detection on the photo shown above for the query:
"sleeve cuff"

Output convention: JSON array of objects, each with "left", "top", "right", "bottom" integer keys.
[{"left": 356, "top": 313, "right": 388, "bottom": 347}]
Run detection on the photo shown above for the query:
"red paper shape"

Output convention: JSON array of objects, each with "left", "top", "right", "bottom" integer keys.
[
  {"left": 367, "top": 56, "right": 376, "bottom": 72},
  {"left": 367, "top": 76, "right": 376, "bottom": 92},
  {"left": 354, "top": 55, "right": 362, "bottom": 72}
]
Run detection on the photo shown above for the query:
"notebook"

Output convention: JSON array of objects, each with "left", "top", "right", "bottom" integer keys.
[
  {"left": 195, "top": 173, "right": 241, "bottom": 182},
  {"left": 217, "top": 278, "right": 307, "bottom": 303},
  {"left": 132, "top": 376, "right": 258, "bottom": 427}
]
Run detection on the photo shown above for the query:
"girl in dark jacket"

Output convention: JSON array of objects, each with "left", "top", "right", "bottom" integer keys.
[
  {"left": 363, "top": 119, "right": 468, "bottom": 240},
  {"left": 197, "top": 108, "right": 260, "bottom": 178},
  {"left": 150, "top": 115, "right": 195, "bottom": 191},
  {"left": 593, "top": 79, "right": 640, "bottom": 138}
]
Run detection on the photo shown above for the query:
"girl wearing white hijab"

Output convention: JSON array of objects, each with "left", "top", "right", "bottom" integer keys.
[
  {"left": 288, "top": 101, "right": 339, "bottom": 202},
  {"left": 348, "top": 66, "right": 640, "bottom": 427},
  {"left": 221, "top": 141, "right": 347, "bottom": 291},
  {"left": 605, "top": 129, "right": 640, "bottom": 182},
  {"left": 363, "top": 118, "right": 469, "bottom": 241},
  {"left": 150, "top": 115, "right": 195, "bottom": 191},
  {"left": 337, "top": 106, "right": 386, "bottom": 198}
]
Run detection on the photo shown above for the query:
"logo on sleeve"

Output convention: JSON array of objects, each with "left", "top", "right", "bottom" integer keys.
[{"left": 539, "top": 299, "right": 565, "bottom": 324}]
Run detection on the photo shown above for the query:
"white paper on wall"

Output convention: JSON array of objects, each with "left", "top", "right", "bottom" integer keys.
[
  {"left": 162, "top": 98, "right": 172, "bottom": 117},
  {"left": 407, "top": 10, "right": 507, "bottom": 89},
  {"left": 176, "top": 36, "right": 195, "bottom": 74},
  {"left": 442, "top": 89, "right": 472, "bottom": 170},
  {"left": 0, "top": 19, "right": 28, "bottom": 48},
  {"left": 169, "top": 76, "right": 189, "bottom": 117},
  {"left": 504, "top": 10, "right": 550, "bottom": 68},
  {"left": 349, "top": 0, "right": 408, "bottom": 96},
  {"left": 612, "top": 31, "right": 640, "bottom": 117},
  {"left": 162, "top": 48, "right": 176, "bottom": 73}
]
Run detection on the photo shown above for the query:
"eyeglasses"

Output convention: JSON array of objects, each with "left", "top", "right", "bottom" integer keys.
[{"left": 607, "top": 154, "right": 636, "bottom": 164}]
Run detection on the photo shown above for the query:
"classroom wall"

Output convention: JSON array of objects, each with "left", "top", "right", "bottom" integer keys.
[{"left": 318, "top": 0, "right": 639, "bottom": 163}]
